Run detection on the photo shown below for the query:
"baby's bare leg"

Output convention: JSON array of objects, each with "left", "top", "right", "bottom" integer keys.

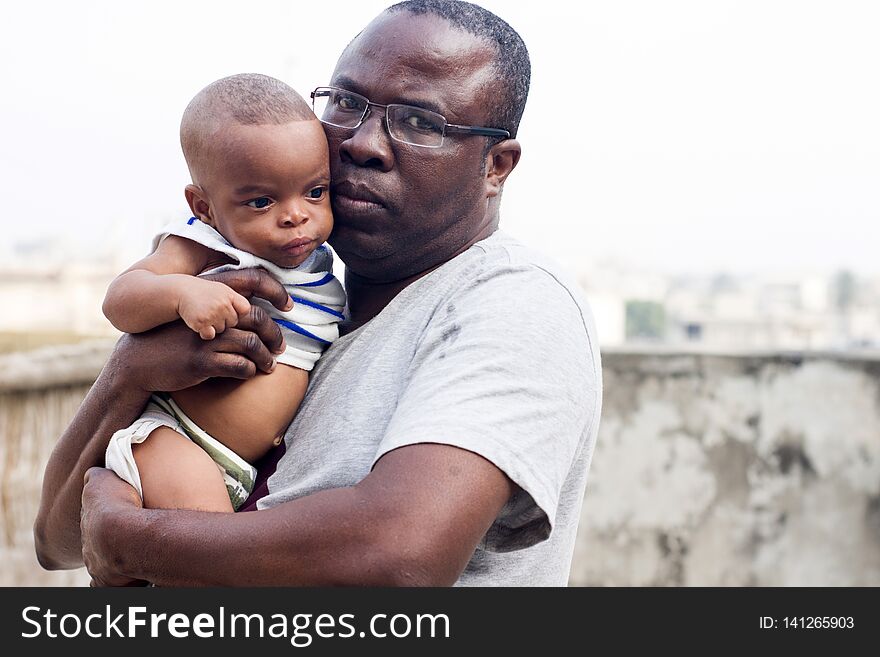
[{"left": 132, "top": 426, "right": 233, "bottom": 512}]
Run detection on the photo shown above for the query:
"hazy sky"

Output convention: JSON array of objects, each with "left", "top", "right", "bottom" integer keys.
[{"left": 2, "top": 0, "right": 878, "bottom": 276}]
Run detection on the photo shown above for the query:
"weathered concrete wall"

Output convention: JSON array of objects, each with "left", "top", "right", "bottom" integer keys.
[
  {"left": 0, "top": 341, "right": 117, "bottom": 586},
  {"left": 2, "top": 342, "right": 878, "bottom": 586},
  {"left": 571, "top": 349, "right": 880, "bottom": 586},
  {"left": 1, "top": 385, "right": 93, "bottom": 586}
]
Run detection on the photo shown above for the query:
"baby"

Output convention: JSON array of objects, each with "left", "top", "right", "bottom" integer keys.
[{"left": 103, "top": 74, "right": 345, "bottom": 512}]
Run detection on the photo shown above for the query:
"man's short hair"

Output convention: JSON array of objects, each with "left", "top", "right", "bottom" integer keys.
[
  {"left": 180, "top": 73, "right": 314, "bottom": 174},
  {"left": 387, "top": 0, "right": 531, "bottom": 139}
]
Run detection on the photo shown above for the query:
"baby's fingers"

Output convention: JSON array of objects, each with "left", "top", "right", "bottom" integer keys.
[
  {"left": 232, "top": 292, "right": 252, "bottom": 317},
  {"left": 223, "top": 304, "right": 240, "bottom": 330},
  {"left": 199, "top": 326, "right": 217, "bottom": 340}
]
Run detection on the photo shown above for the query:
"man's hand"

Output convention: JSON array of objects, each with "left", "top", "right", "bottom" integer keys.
[
  {"left": 199, "top": 268, "right": 293, "bottom": 312},
  {"left": 177, "top": 277, "right": 251, "bottom": 340},
  {"left": 116, "top": 268, "right": 291, "bottom": 393},
  {"left": 81, "top": 467, "right": 148, "bottom": 587}
]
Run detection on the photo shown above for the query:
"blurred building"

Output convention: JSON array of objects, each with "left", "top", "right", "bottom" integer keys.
[
  {"left": 1, "top": 236, "right": 879, "bottom": 353},
  {"left": 0, "top": 239, "right": 119, "bottom": 340},
  {"left": 577, "top": 264, "right": 880, "bottom": 352}
]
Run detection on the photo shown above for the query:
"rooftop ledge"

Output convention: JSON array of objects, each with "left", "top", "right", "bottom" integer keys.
[{"left": 2, "top": 338, "right": 880, "bottom": 393}]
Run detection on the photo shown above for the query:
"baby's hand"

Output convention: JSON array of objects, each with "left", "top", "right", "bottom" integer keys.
[{"left": 177, "top": 278, "right": 252, "bottom": 340}]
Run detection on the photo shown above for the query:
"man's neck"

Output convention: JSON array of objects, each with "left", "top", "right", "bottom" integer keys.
[
  {"left": 342, "top": 269, "right": 427, "bottom": 332},
  {"left": 342, "top": 224, "right": 497, "bottom": 332},
  {"left": 340, "top": 208, "right": 501, "bottom": 332}
]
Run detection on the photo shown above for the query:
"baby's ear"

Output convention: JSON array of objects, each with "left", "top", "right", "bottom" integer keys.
[{"left": 184, "top": 184, "right": 214, "bottom": 226}]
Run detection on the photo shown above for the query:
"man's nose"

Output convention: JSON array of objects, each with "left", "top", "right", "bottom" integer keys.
[{"left": 338, "top": 108, "right": 394, "bottom": 171}]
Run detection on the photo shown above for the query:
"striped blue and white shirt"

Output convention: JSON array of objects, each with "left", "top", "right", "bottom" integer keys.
[{"left": 152, "top": 217, "right": 346, "bottom": 370}]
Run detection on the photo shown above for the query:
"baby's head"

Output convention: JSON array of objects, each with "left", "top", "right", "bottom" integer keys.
[{"left": 181, "top": 73, "right": 332, "bottom": 268}]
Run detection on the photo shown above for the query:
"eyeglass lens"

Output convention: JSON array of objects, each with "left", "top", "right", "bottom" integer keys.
[{"left": 312, "top": 88, "right": 446, "bottom": 147}]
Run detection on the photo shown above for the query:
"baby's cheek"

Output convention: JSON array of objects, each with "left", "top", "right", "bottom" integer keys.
[{"left": 319, "top": 206, "right": 335, "bottom": 238}]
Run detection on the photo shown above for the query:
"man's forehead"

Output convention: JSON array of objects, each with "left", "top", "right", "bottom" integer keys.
[{"left": 334, "top": 11, "right": 495, "bottom": 89}]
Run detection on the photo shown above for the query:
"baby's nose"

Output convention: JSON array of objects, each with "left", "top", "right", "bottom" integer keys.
[{"left": 280, "top": 207, "right": 308, "bottom": 226}]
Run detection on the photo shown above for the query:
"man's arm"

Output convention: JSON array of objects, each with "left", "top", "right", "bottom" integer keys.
[
  {"left": 81, "top": 443, "right": 513, "bottom": 586},
  {"left": 34, "top": 269, "right": 290, "bottom": 570},
  {"left": 33, "top": 353, "right": 150, "bottom": 570}
]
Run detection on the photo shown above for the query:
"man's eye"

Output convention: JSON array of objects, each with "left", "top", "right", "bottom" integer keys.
[
  {"left": 404, "top": 113, "right": 441, "bottom": 133},
  {"left": 245, "top": 197, "right": 273, "bottom": 209},
  {"left": 335, "top": 94, "right": 363, "bottom": 112},
  {"left": 307, "top": 187, "right": 327, "bottom": 200}
]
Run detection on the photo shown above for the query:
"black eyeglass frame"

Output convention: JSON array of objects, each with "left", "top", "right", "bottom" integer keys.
[{"left": 310, "top": 86, "right": 511, "bottom": 148}]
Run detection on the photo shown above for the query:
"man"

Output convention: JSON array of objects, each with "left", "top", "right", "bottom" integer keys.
[{"left": 34, "top": 0, "right": 602, "bottom": 586}]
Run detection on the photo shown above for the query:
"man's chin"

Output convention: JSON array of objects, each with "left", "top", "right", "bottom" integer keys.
[
  {"left": 329, "top": 229, "right": 395, "bottom": 263},
  {"left": 331, "top": 244, "right": 408, "bottom": 283}
]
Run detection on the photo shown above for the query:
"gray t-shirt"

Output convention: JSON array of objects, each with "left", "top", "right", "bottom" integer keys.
[{"left": 258, "top": 231, "right": 602, "bottom": 586}]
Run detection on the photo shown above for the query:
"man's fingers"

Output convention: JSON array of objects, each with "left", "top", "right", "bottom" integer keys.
[
  {"left": 83, "top": 465, "right": 124, "bottom": 489},
  {"left": 245, "top": 270, "right": 291, "bottom": 311},
  {"left": 211, "top": 327, "right": 277, "bottom": 374},
  {"left": 83, "top": 466, "right": 106, "bottom": 487},
  {"left": 82, "top": 466, "right": 142, "bottom": 506},
  {"left": 208, "top": 352, "right": 259, "bottom": 379},
  {"left": 202, "top": 269, "right": 290, "bottom": 311},
  {"left": 237, "top": 304, "right": 286, "bottom": 355}
]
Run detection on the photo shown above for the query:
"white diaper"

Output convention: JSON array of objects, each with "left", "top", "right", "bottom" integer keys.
[{"left": 104, "top": 394, "right": 257, "bottom": 510}]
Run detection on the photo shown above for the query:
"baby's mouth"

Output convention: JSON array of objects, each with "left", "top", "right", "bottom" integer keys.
[
  {"left": 283, "top": 237, "right": 315, "bottom": 250},
  {"left": 281, "top": 237, "right": 317, "bottom": 258}
]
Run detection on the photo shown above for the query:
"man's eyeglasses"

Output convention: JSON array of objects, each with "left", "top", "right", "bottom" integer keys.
[{"left": 311, "top": 86, "right": 510, "bottom": 149}]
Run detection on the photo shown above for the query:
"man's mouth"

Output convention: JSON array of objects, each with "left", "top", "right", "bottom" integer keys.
[{"left": 332, "top": 180, "right": 387, "bottom": 212}]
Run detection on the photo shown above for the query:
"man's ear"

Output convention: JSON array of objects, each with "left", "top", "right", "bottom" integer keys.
[
  {"left": 184, "top": 184, "right": 214, "bottom": 226},
  {"left": 484, "top": 139, "right": 522, "bottom": 199}
]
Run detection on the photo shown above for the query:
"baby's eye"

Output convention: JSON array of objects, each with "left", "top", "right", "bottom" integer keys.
[
  {"left": 245, "top": 197, "right": 273, "bottom": 209},
  {"left": 307, "top": 187, "right": 327, "bottom": 200}
]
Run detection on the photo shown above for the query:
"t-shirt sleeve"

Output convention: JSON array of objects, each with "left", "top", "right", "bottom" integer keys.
[{"left": 372, "top": 261, "right": 600, "bottom": 552}]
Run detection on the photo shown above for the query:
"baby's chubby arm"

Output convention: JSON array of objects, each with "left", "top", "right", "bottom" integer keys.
[{"left": 103, "top": 235, "right": 255, "bottom": 339}]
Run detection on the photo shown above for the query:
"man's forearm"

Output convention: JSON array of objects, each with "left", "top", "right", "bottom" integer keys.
[
  {"left": 116, "top": 486, "right": 428, "bottom": 586},
  {"left": 82, "top": 442, "right": 510, "bottom": 586},
  {"left": 33, "top": 352, "right": 150, "bottom": 569}
]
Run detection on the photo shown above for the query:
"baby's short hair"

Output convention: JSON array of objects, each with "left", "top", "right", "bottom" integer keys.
[{"left": 180, "top": 73, "right": 315, "bottom": 179}]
